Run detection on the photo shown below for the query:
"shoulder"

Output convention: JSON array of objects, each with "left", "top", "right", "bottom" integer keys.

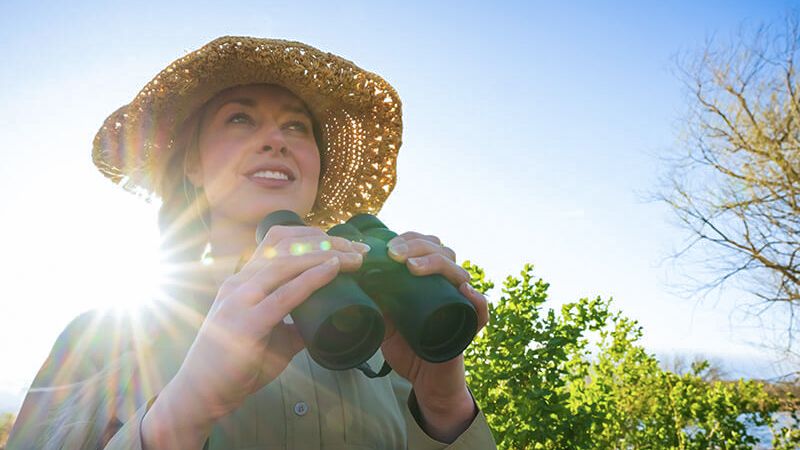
[{"left": 51, "top": 307, "right": 164, "bottom": 369}]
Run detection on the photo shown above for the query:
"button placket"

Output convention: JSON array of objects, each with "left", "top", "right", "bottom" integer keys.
[{"left": 280, "top": 351, "right": 321, "bottom": 450}]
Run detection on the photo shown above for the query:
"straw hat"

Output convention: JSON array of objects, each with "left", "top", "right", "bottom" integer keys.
[{"left": 92, "top": 36, "right": 402, "bottom": 227}]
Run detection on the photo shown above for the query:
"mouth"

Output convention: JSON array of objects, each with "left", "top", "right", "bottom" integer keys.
[{"left": 244, "top": 164, "right": 296, "bottom": 188}]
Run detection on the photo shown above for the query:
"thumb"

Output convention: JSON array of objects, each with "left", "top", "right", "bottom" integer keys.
[
  {"left": 382, "top": 317, "right": 397, "bottom": 342},
  {"left": 268, "top": 321, "right": 306, "bottom": 359}
]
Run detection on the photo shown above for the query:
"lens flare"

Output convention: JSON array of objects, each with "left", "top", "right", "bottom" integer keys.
[
  {"left": 290, "top": 242, "right": 312, "bottom": 256},
  {"left": 320, "top": 240, "right": 332, "bottom": 251},
  {"left": 263, "top": 246, "right": 278, "bottom": 259},
  {"left": 201, "top": 243, "right": 214, "bottom": 265}
]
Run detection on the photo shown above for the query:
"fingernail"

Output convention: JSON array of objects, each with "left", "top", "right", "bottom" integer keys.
[
  {"left": 407, "top": 256, "right": 425, "bottom": 267},
  {"left": 464, "top": 282, "right": 478, "bottom": 295},
  {"left": 347, "top": 252, "right": 363, "bottom": 263},
  {"left": 352, "top": 242, "right": 371, "bottom": 254},
  {"left": 325, "top": 256, "right": 340, "bottom": 266},
  {"left": 388, "top": 242, "right": 408, "bottom": 259}
]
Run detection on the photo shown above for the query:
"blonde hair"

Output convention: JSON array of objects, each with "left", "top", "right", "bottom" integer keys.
[{"left": 156, "top": 109, "right": 210, "bottom": 267}]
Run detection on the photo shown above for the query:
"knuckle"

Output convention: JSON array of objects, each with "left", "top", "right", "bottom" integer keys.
[
  {"left": 337, "top": 251, "right": 362, "bottom": 268},
  {"left": 406, "top": 238, "right": 433, "bottom": 255},
  {"left": 419, "top": 238, "right": 434, "bottom": 247},
  {"left": 255, "top": 244, "right": 279, "bottom": 260},
  {"left": 279, "top": 235, "right": 326, "bottom": 256},
  {"left": 408, "top": 261, "right": 426, "bottom": 274},
  {"left": 398, "top": 231, "right": 418, "bottom": 240},
  {"left": 234, "top": 284, "right": 265, "bottom": 302},
  {"left": 265, "top": 225, "right": 292, "bottom": 240},
  {"left": 426, "top": 234, "right": 442, "bottom": 245},
  {"left": 331, "top": 236, "right": 354, "bottom": 250},
  {"left": 428, "top": 253, "right": 448, "bottom": 267},
  {"left": 396, "top": 231, "right": 421, "bottom": 245},
  {"left": 331, "top": 249, "right": 352, "bottom": 259}
]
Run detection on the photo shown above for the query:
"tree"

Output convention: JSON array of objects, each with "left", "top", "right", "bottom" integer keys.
[
  {"left": 462, "top": 261, "right": 800, "bottom": 449},
  {"left": 659, "top": 14, "right": 800, "bottom": 355},
  {"left": 659, "top": 353, "right": 728, "bottom": 382},
  {"left": 0, "top": 413, "right": 15, "bottom": 450}
]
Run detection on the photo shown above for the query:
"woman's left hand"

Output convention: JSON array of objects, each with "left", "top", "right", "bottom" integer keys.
[{"left": 379, "top": 231, "right": 490, "bottom": 428}]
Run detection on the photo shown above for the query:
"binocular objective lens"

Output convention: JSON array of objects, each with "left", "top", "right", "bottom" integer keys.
[
  {"left": 420, "top": 306, "right": 469, "bottom": 357},
  {"left": 316, "top": 306, "right": 377, "bottom": 357}
]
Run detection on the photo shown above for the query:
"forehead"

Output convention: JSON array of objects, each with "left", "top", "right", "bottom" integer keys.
[
  {"left": 207, "top": 84, "right": 309, "bottom": 112},
  {"left": 202, "top": 84, "right": 313, "bottom": 121}
]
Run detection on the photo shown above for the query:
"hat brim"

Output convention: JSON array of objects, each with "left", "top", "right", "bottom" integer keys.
[{"left": 93, "top": 36, "right": 402, "bottom": 227}]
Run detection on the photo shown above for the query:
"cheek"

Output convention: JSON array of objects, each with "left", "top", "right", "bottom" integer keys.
[
  {"left": 294, "top": 140, "right": 321, "bottom": 182},
  {"left": 199, "top": 139, "right": 242, "bottom": 181}
]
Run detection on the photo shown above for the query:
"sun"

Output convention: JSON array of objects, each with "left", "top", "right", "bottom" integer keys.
[{"left": 81, "top": 201, "right": 167, "bottom": 315}]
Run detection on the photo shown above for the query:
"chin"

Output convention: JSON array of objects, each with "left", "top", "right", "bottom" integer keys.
[{"left": 232, "top": 199, "right": 314, "bottom": 225}]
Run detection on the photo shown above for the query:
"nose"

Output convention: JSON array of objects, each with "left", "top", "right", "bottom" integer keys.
[
  {"left": 257, "top": 123, "right": 290, "bottom": 156},
  {"left": 260, "top": 144, "right": 288, "bottom": 155}
]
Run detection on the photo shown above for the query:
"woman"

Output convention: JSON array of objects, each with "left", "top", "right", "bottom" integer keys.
[{"left": 8, "top": 36, "right": 496, "bottom": 449}]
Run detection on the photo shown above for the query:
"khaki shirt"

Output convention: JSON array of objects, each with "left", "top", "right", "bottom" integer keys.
[{"left": 8, "top": 258, "right": 497, "bottom": 449}]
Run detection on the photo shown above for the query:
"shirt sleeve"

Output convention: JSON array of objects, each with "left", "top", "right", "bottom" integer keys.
[
  {"left": 6, "top": 310, "right": 151, "bottom": 450},
  {"left": 389, "top": 373, "right": 497, "bottom": 450},
  {"left": 101, "top": 400, "right": 151, "bottom": 450}
]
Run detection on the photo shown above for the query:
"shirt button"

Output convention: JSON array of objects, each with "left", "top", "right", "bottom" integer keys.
[{"left": 293, "top": 401, "right": 309, "bottom": 416}]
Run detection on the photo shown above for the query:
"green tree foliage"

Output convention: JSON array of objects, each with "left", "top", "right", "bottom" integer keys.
[
  {"left": 0, "top": 413, "right": 14, "bottom": 450},
  {"left": 463, "top": 261, "right": 800, "bottom": 449}
]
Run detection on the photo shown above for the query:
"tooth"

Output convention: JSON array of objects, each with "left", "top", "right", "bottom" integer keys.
[{"left": 253, "top": 170, "right": 289, "bottom": 180}]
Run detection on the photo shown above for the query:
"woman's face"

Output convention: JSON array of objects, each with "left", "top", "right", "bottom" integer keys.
[{"left": 188, "top": 84, "right": 321, "bottom": 226}]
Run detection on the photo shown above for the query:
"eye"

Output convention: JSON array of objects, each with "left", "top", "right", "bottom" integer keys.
[
  {"left": 227, "top": 112, "right": 255, "bottom": 125},
  {"left": 283, "top": 120, "right": 310, "bottom": 134}
]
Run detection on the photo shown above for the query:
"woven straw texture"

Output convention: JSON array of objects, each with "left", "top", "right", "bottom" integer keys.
[{"left": 93, "top": 36, "right": 402, "bottom": 227}]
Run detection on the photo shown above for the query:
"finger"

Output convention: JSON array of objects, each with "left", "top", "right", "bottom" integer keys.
[
  {"left": 271, "top": 235, "right": 370, "bottom": 257},
  {"left": 389, "top": 231, "right": 442, "bottom": 246},
  {"left": 250, "top": 256, "right": 342, "bottom": 327},
  {"left": 259, "top": 225, "right": 325, "bottom": 250},
  {"left": 239, "top": 224, "right": 327, "bottom": 280},
  {"left": 382, "top": 316, "right": 397, "bottom": 341},
  {"left": 405, "top": 253, "right": 471, "bottom": 286},
  {"left": 229, "top": 251, "right": 359, "bottom": 306},
  {"left": 387, "top": 237, "right": 455, "bottom": 263},
  {"left": 250, "top": 249, "right": 361, "bottom": 290},
  {"left": 460, "top": 282, "right": 490, "bottom": 330},
  {"left": 264, "top": 322, "right": 305, "bottom": 359},
  {"left": 241, "top": 235, "right": 368, "bottom": 278},
  {"left": 251, "top": 225, "right": 326, "bottom": 262}
]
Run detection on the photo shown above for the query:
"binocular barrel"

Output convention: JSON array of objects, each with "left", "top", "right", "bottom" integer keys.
[
  {"left": 256, "top": 210, "right": 479, "bottom": 370},
  {"left": 256, "top": 211, "right": 385, "bottom": 370}
]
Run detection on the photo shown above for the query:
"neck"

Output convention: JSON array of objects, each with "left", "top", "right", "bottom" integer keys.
[{"left": 207, "top": 213, "right": 258, "bottom": 262}]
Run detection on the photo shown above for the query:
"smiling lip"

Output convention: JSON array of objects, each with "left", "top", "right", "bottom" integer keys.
[{"left": 246, "top": 174, "right": 294, "bottom": 188}]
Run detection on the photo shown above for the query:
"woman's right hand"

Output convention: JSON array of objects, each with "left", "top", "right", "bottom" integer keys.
[{"left": 142, "top": 225, "right": 368, "bottom": 448}]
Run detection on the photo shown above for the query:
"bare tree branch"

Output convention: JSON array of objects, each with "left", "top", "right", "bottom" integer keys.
[{"left": 660, "top": 13, "right": 800, "bottom": 355}]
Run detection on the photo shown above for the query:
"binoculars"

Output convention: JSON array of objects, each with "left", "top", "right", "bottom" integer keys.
[{"left": 256, "top": 210, "right": 478, "bottom": 371}]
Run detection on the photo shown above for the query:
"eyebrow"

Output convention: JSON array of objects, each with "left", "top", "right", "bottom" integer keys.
[{"left": 214, "top": 98, "right": 313, "bottom": 120}]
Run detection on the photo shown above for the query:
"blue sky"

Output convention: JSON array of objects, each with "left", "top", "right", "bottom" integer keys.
[{"left": 1, "top": 0, "right": 798, "bottom": 413}]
